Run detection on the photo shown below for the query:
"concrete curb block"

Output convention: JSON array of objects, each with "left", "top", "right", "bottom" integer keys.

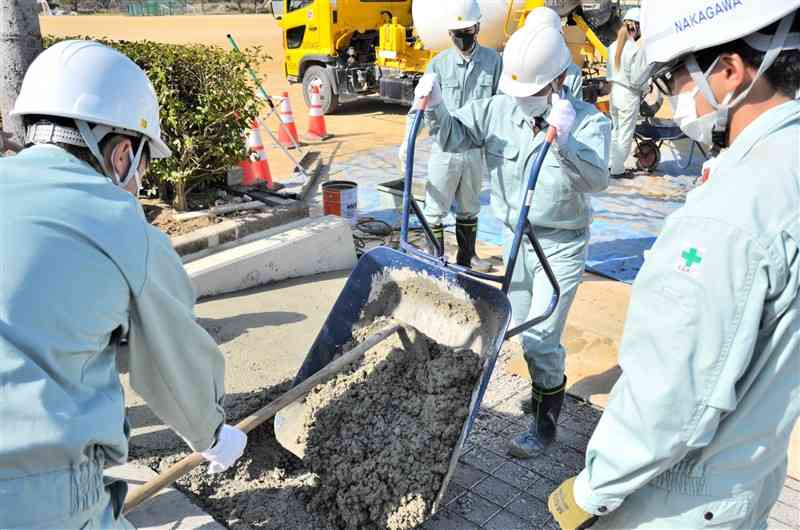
[
  {"left": 186, "top": 215, "right": 357, "bottom": 299},
  {"left": 106, "top": 464, "right": 225, "bottom": 530},
  {"left": 170, "top": 203, "right": 309, "bottom": 257}
]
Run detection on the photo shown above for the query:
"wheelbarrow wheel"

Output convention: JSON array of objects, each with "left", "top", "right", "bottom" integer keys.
[{"left": 635, "top": 140, "right": 661, "bottom": 172}]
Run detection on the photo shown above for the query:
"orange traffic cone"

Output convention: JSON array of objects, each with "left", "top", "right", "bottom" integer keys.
[
  {"left": 304, "top": 82, "right": 332, "bottom": 142},
  {"left": 277, "top": 92, "right": 301, "bottom": 149},
  {"left": 239, "top": 119, "right": 273, "bottom": 187}
]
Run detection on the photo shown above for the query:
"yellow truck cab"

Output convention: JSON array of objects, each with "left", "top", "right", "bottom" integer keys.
[
  {"left": 270, "top": 0, "right": 431, "bottom": 113},
  {"left": 269, "top": 0, "right": 623, "bottom": 114}
]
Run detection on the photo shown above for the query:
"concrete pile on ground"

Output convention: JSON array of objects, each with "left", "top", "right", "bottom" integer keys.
[
  {"left": 301, "top": 318, "right": 482, "bottom": 530},
  {"left": 133, "top": 384, "right": 333, "bottom": 530}
]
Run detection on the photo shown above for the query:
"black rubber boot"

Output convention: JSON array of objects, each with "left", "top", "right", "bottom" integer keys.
[
  {"left": 521, "top": 394, "right": 534, "bottom": 414},
  {"left": 455, "top": 217, "right": 492, "bottom": 271},
  {"left": 429, "top": 224, "right": 444, "bottom": 256},
  {"left": 508, "top": 377, "right": 566, "bottom": 459}
]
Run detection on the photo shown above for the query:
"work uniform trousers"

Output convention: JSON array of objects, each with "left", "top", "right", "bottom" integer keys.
[
  {"left": 609, "top": 83, "right": 641, "bottom": 175},
  {"left": 504, "top": 226, "right": 589, "bottom": 389},
  {"left": 423, "top": 142, "right": 484, "bottom": 225}
]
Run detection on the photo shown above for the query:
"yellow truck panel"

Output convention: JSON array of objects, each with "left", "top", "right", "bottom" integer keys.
[{"left": 270, "top": 0, "right": 620, "bottom": 113}]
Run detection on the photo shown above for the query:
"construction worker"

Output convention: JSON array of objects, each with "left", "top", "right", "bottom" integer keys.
[
  {"left": 0, "top": 40, "right": 246, "bottom": 529},
  {"left": 606, "top": 8, "right": 650, "bottom": 178},
  {"left": 412, "top": 24, "right": 610, "bottom": 459},
  {"left": 524, "top": 7, "right": 585, "bottom": 101},
  {"left": 399, "top": 0, "right": 502, "bottom": 271},
  {"left": 548, "top": 2, "right": 800, "bottom": 529}
]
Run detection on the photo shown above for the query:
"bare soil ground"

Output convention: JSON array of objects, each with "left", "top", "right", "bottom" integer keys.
[{"left": 142, "top": 200, "right": 212, "bottom": 236}]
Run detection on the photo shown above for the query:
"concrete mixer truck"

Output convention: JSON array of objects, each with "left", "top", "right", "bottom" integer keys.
[{"left": 269, "top": 0, "right": 623, "bottom": 113}]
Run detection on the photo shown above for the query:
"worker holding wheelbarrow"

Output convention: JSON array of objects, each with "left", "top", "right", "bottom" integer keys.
[
  {"left": 412, "top": 20, "right": 611, "bottom": 460},
  {"left": 0, "top": 41, "right": 246, "bottom": 529}
]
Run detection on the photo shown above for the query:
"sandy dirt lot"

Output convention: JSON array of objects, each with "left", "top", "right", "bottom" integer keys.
[{"left": 40, "top": 15, "right": 412, "bottom": 179}]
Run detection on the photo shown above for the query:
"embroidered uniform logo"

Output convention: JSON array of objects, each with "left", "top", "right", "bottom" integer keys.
[
  {"left": 673, "top": 0, "right": 744, "bottom": 33},
  {"left": 677, "top": 245, "right": 704, "bottom": 277}
]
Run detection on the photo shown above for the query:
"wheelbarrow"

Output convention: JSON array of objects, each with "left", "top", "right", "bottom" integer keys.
[
  {"left": 122, "top": 100, "right": 561, "bottom": 520},
  {"left": 274, "top": 98, "right": 562, "bottom": 515},
  {"left": 633, "top": 89, "right": 708, "bottom": 172}
]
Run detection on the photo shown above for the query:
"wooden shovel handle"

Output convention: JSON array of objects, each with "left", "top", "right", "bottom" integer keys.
[{"left": 122, "top": 322, "right": 402, "bottom": 515}]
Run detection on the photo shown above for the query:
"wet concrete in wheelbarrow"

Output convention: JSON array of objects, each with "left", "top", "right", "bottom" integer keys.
[
  {"left": 132, "top": 271, "right": 490, "bottom": 529},
  {"left": 300, "top": 318, "right": 482, "bottom": 530}
]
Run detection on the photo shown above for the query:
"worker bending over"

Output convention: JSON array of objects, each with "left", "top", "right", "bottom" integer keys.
[
  {"left": 413, "top": 23, "right": 610, "bottom": 459},
  {"left": 0, "top": 41, "right": 246, "bottom": 529},
  {"left": 400, "top": 0, "right": 502, "bottom": 271},
  {"left": 524, "top": 7, "right": 584, "bottom": 101},
  {"left": 549, "top": 1, "right": 800, "bottom": 528},
  {"left": 607, "top": 8, "right": 650, "bottom": 178}
]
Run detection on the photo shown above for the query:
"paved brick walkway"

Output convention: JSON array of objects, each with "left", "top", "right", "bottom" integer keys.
[{"left": 423, "top": 361, "right": 800, "bottom": 530}]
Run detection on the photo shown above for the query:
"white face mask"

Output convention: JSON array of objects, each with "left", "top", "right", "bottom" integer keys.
[
  {"left": 515, "top": 94, "right": 550, "bottom": 118},
  {"left": 669, "top": 85, "right": 732, "bottom": 146},
  {"left": 680, "top": 13, "right": 800, "bottom": 147}
]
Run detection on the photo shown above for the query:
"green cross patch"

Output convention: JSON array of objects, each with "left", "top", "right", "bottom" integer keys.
[
  {"left": 677, "top": 244, "right": 705, "bottom": 278},
  {"left": 682, "top": 248, "right": 703, "bottom": 268}
]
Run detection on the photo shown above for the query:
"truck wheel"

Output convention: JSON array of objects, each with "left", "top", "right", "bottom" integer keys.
[{"left": 303, "top": 66, "right": 339, "bottom": 115}]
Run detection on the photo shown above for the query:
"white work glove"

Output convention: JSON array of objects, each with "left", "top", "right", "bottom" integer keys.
[
  {"left": 201, "top": 424, "right": 247, "bottom": 474},
  {"left": 412, "top": 73, "right": 442, "bottom": 110},
  {"left": 547, "top": 93, "right": 577, "bottom": 146}
]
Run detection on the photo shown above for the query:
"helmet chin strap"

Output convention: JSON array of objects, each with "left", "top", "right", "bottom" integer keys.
[
  {"left": 686, "top": 13, "right": 796, "bottom": 148},
  {"left": 76, "top": 119, "right": 145, "bottom": 189},
  {"left": 118, "top": 139, "right": 146, "bottom": 191},
  {"left": 75, "top": 119, "right": 106, "bottom": 171}
]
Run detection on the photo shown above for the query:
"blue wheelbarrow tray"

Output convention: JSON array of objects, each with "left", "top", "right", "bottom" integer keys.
[
  {"left": 274, "top": 106, "right": 559, "bottom": 522},
  {"left": 274, "top": 245, "right": 512, "bottom": 514}
]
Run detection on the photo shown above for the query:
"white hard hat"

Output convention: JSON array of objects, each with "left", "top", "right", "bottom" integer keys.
[
  {"left": 499, "top": 25, "right": 572, "bottom": 97},
  {"left": 524, "top": 7, "right": 563, "bottom": 32},
  {"left": 445, "top": 0, "right": 481, "bottom": 31},
  {"left": 642, "top": 0, "right": 800, "bottom": 67},
  {"left": 623, "top": 7, "right": 641, "bottom": 23},
  {"left": 12, "top": 40, "right": 171, "bottom": 159}
]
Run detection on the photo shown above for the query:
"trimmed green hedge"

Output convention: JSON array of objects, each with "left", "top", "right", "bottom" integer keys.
[{"left": 44, "top": 36, "right": 268, "bottom": 209}]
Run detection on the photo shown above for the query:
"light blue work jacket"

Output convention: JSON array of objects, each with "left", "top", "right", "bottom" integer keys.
[
  {"left": 425, "top": 94, "right": 610, "bottom": 230},
  {"left": 0, "top": 146, "right": 225, "bottom": 528},
  {"left": 576, "top": 101, "right": 800, "bottom": 529}
]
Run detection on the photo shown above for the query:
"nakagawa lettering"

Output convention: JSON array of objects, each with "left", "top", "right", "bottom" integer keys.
[{"left": 674, "top": 0, "right": 744, "bottom": 33}]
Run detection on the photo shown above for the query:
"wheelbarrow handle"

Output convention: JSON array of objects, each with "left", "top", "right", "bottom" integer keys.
[
  {"left": 121, "top": 323, "right": 403, "bottom": 516},
  {"left": 504, "top": 221, "right": 561, "bottom": 338},
  {"left": 502, "top": 126, "right": 556, "bottom": 293},
  {"left": 400, "top": 102, "right": 445, "bottom": 261},
  {"left": 499, "top": 127, "right": 561, "bottom": 338},
  {"left": 398, "top": 107, "right": 560, "bottom": 336}
]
